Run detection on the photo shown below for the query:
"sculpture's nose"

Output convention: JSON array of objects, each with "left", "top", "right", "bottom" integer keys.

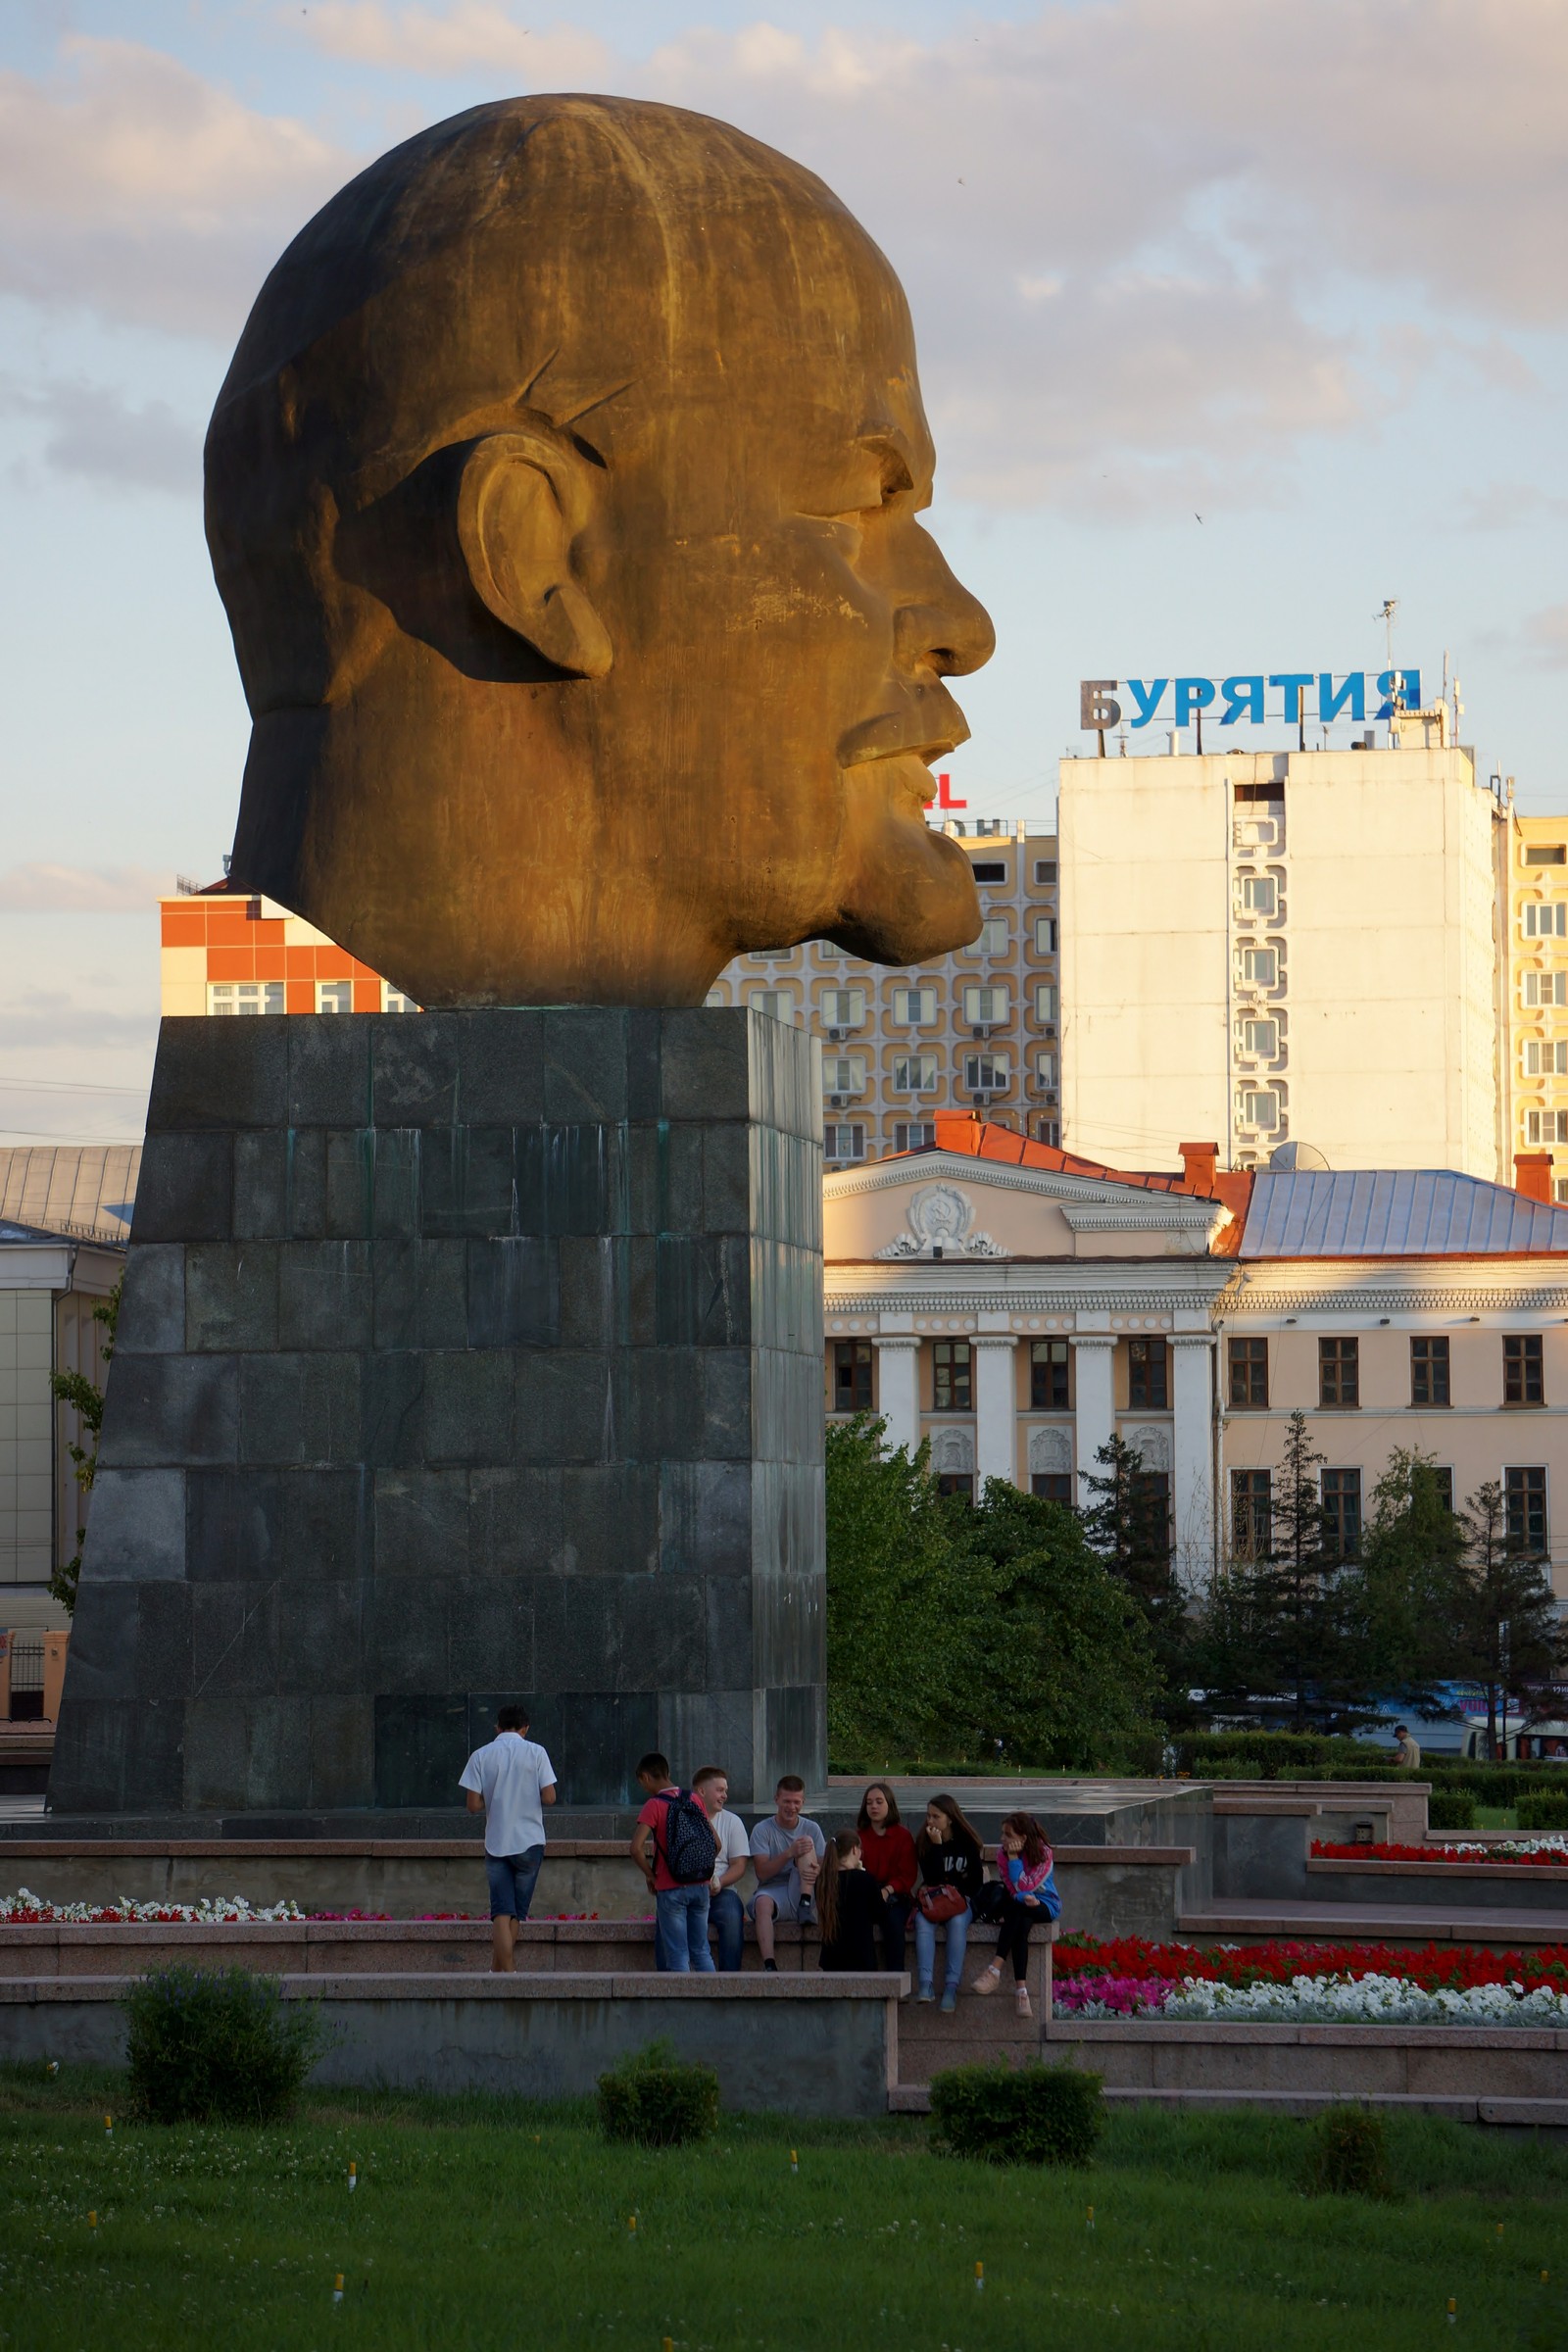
[{"left": 894, "top": 533, "right": 996, "bottom": 680}]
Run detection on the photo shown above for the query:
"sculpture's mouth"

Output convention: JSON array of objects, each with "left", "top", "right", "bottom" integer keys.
[{"left": 836, "top": 685, "right": 969, "bottom": 777}]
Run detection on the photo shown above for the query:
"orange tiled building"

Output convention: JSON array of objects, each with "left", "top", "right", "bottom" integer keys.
[{"left": 159, "top": 887, "right": 417, "bottom": 1017}]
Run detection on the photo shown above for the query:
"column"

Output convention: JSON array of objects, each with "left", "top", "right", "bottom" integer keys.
[
  {"left": 873, "top": 1335, "right": 920, "bottom": 1456},
  {"left": 1171, "top": 1331, "right": 1216, "bottom": 1588},
  {"left": 973, "top": 1332, "right": 1020, "bottom": 1490},
  {"left": 1070, "top": 1332, "right": 1115, "bottom": 1498}
]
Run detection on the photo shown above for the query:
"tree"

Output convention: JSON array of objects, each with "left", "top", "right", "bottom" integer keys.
[
  {"left": 1453, "top": 1480, "right": 1565, "bottom": 1758},
  {"left": 1253, "top": 1407, "right": 1363, "bottom": 1731},
  {"left": 1346, "top": 1447, "right": 1466, "bottom": 1714},
  {"left": 1078, "top": 1433, "right": 1190, "bottom": 1706},
  {"left": 47, "top": 1275, "right": 121, "bottom": 1616}
]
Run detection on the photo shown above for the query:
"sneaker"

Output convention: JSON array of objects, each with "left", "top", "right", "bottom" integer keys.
[
  {"left": 940, "top": 1988, "right": 957, "bottom": 2014},
  {"left": 762, "top": 1958, "right": 778, "bottom": 1974},
  {"left": 917, "top": 1985, "right": 936, "bottom": 2004},
  {"left": 1014, "top": 1983, "right": 1032, "bottom": 2019},
  {"left": 973, "top": 1962, "right": 1004, "bottom": 1997}
]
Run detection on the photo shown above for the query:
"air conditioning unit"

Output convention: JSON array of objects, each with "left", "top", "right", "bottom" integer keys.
[
  {"left": 1045, "top": 1090, "right": 1058, "bottom": 1106},
  {"left": 1044, "top": 1022, "right": 1057, "bottom": 1037},
  {"left": 827, "top": 1027, "right": 844, "bottom": 1042},
  {"left": 829, "top": 1095, "right": 845, "bottom": 1109},
  {"left": 972, "top": 1092, "right": 991, "bottom": 1107}
]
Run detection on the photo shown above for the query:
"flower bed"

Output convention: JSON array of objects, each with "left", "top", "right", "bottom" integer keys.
[
  {"left": 1054, "top": 1932, "right": 1568, "bottom": 2026},
  {"left": 0, "top": 1890, "right": 608, "bottom": 1927},
  {"left": 1312, "top": 1838, "right": 1568, "bottom": 1866}
]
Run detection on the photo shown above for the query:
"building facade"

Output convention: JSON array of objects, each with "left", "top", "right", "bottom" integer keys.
[
  {"left": 1507, "top": 808, "right": 1568, "bottom": 1204},
  {"left": 824, "top": 1117, "right": 1568, "bottom": 1596},
  {"left": 160, "top": 888, "right": 418, "bottom": 1016},
  {"left": 1059, "top": 745, "right": 1507, "bottom": 1178}
]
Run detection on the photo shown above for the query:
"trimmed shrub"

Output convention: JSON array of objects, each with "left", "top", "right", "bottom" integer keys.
[
  {"left": 1517, "top": 1794, "right": 1568, "bottom": 1833},
  {"left": 929, "top": 2061, "right": 1104, "bottom": 2168},
  {"left": 1426, "top": 1790, "right": 1477, "bottom": 1830},
  {"left": 1302, "top": 2104, "right": 1393, "bottom": 2198},
  {"left": 122, "top": 1968, "right": 325, "bottom": 2126},
  {"left": 596, "top": 2040, "right": 719, "bottom": 2148}
]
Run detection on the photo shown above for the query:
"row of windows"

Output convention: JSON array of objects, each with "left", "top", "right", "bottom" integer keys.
[
  {"left": 1232, "top": 1464, "right": 1547, "bottom": 1557},
  {"left": 738, "top": 981, "right": 1059, "bottom": 1030},
  {"left": 1228, "top": 1333, "right": 1546, "bottom": 1410},
  {"left": 832, "top": 1336, "right": 1168, "bottom": 1416},
  {"left": 824, "top": 1117, "right": 1061, "bottom": 1162},
  {"left": 209, "top": 981, "right": 417, "bottom": 1014},
  {"left": 822, "top": 1049, "right": 1056, "bottom": 1098}
]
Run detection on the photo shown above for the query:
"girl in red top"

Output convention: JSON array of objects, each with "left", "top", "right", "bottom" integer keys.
[{"left": 857, "top": 1781, "right": 917, "bottom": 1975}]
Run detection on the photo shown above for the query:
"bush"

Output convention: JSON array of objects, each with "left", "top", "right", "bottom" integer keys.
[
  {"left": 1517, "top": 1794, "right": 1568, "bottom": 1833},
  {"left": 596, "top": 2040, "right": 719, "bottom": 2148},
  {"left": 928, "top": 2061, "right": 1104, "bottom": 2169},
  {"left": 1178, "top": 1732, "right": 1382, "bottom": 1779},
  {"left": 1426, "top": 1790, "right": 1476, "bottom": 1830},
  {"left": 122, "top": 1969, "right": 325, "bottom": 2126},
  {"left": 1302, "top": 2104, "right": 1393, "bottom": 2198}
]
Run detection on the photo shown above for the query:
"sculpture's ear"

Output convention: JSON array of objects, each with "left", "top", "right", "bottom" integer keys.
[{"left": 456, "top": 430, "right": 612, "bottom": 680}]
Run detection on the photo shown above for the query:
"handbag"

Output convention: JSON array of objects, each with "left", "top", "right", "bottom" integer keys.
[{"left": 916, "top": 1883, "right": 966, "bottom": 1924}]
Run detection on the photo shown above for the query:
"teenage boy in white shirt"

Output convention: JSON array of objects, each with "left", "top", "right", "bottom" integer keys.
[
  {"left": 693, "top": 1765, "right": 751, "bottom": 1971},
  {"left": 459, "top": 1703, "right": 557, "bottom": 1972},
  {"left": 749, "top": 1775, "right": 825, "bottom": 1971}
]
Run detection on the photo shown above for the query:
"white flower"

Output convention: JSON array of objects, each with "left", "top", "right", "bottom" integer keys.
[{"left": 1158, "top": 1973, "right": 1568, "bottom": 2027}]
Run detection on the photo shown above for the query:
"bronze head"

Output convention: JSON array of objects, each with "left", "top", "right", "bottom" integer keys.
[{"left": 208, "top": 96, "right": 994, "bottom": 1006}]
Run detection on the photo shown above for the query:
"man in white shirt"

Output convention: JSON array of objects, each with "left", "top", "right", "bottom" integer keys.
[
  {"left": 459, "top": 1704, "right": 557, "bottom": 1972},
  {"left": 693, "top": 1764, "right": 751, "bottom": 1971}
]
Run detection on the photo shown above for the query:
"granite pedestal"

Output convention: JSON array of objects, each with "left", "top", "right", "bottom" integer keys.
[{"left": 48, "top": 1005, "right": 824, "bottom": 1816}]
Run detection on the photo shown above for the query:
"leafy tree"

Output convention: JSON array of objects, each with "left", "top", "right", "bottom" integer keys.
[
  {"left": 47, "top": 1275, "right": 121, "bottom": 1616},
  {"left": 1078, "top": 1433, "right": 1190, "bottom": 1703},
  {"left": 1453, "top": 1480, "right": 1565, "bottom": 1758},
  {"left": 1345, "top": 1447, "right": 1466, "bottom": 1714}
]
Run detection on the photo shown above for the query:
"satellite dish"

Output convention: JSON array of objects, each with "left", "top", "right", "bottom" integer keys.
[{"left": 1268, "top": 1141, "right": 1330, "bottom": 1171}]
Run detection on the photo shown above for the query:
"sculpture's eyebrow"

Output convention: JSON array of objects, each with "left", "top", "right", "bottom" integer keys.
[{"left": 855, "top": 429, "right": 919, "bottom": 495}]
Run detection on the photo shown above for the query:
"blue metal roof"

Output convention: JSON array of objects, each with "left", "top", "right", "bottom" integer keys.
[{"left": 1239, "top": 1168, "right": 1568, "bottom": 1258}]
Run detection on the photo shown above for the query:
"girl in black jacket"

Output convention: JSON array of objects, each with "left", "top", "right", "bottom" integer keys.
[
  {"left": 913, "top": 1794, "right": 984, "bottom": 2011},
  {"left": 815, "top": 1831, "right": 881, "bottom": 1971}
]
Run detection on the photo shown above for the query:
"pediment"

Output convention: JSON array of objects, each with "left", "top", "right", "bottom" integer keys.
[{"left": 824, "top": 1151, "right": 1223, "bottom": 1263}]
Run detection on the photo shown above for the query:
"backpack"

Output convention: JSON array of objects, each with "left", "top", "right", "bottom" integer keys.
[{"left": 659, "top": 1789, "right": 718, "bottom": 1886}]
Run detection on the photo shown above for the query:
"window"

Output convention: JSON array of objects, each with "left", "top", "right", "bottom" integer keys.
[
  {"left": 891, "top": 1054, "right": 939, "bottom": 1095},
  {"left": 1242, "top": 1018, "right": 1278, "bottom": 1057},
  {"left": 748, "top": 988, "right": 795, "bottom": 1021},
  {"left": 1505, "top": 1465, "right": 1548, "bottom": 1552},
  {"left": 822, "top": 1122, "right": 865, "bottom": 1161},
  {"left": 704, "top": 987, "right": 727, "bottom": 1006},
  {"left": 1128, "top": 1336, "right": 1168, "bottom": 1409},
  {"left": 1525, "top": 1040, "right": 1568, "bottom": 1076},
  {"left": 832, "top": 1340, "right": 872, "bottom": 1413},
  {"left": 381, "top": 984, "right": 417, "bottom": 1012},
  {"left": 1410, "top": 1335, "right": 1449, "bottom": 1407},
  {"left": 1231, "top": 1469, "right": 1272, "bottom": 1557},
  {"left": 1526, "top": 1111, "right": 1568, "bottom": 1146},
  {"left": 937, "top": 1474, "right": 975, "bottom": 1501},
  {"left": 1240, "top": 947, "right": 1277, "bottom": 987},
  {"left": 1030, "top": 1339, "right": 1069, "bottom": 1410},
  {"left": 821, "top": 987, "right": 865, "bottom": 1028},
  {"left": 1033, "top": 982, "right": 1058, "bottom": 1024},
  {"left": 822, "top": 1054, "right": 867, "bottom": 1096},
  {"left": 1033, "top": 859, "right": 1057, "bottom": 887},
  {"left": 933, "top": 1339, "right": 972, "bottom": 1412},
  {"left": 1319, "top": 1336, "right": 1359, "bottom": 1407},
  {"left": 1229, "top": 1337, "right": 1268, "bottom": 1408},
  {"left": 963, "top": 1053, "right": 1010, "bottom": 1094},
  {"left": 1033, "top": 915, "right": 1057, "bottom": 955},
  {"left": 1031, "top": 1473, "right": 1072, "bottom": 1503},
  {"left": 1523, "top": 972, "right": 1568, "bottom": 1006},
  {"left": 1525, "top": 845, "right": 1567, "bottom": 866},
  {"left": 1133, "top": 1471, "right": 1171, "bottom": 1550},
  {"left": 208, "top": 982, "right": 283, "bottom": 1015},
  {"left": 971, "top": 860, "right": 1006, "bottom": 884},
  {"left": 1321, "top": 1468, "right": 1362, "bottom": 1558},
  {"left": 961, "top": 984, "right": 1010, "bottom": 1025},
  {"left": 317, "top": 980, "right": 354, "bottom": 1012},
  {"left": 1557, "top": 1178, "right": 1568, "bottom": 1205},
  {"left": 1432, "top": 1465, "right": 1455, "bottom": 1512},
  {"left": 1524, "top": 903, "right": 1568, "bottom": 937},
  {"left": 1503, "top": 1333, "right": 1544, "bottom": 1405},
  {"left": 891, "top": 985, "right": 937, "bottom": 1025},
  {"left": 978, "top": 917, "right": 1009, "bottom": 956},
  {"left": 893, "top": 1120, "right": 936, "bottom": 1152},
  {"left": 1240, "top": 875, "right": 1277, "bottom": 916},
  {"left": 1241, "top": 1090, "right": 1280, "bottom": 1130},
  {"left": 1034, "top": 1050, "right": 1057, "bottom": 1089}
]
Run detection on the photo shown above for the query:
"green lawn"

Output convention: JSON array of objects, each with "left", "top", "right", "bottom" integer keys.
[{"left": 1, "top": 2065, "right": 1565, "bottom": 2351}]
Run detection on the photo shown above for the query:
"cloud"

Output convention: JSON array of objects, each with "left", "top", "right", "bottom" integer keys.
[
  {"left": 1456, "top": 482, "right": 1568, "bottom": 531},
  {"left": 298, "top": 2, "right": 612, "bottom": 80},
  {"left": 0, "top": 864, "right": 176, "bottom": 912},
  {"left": 1518, "top": 605, "right": 1568, "bottom": 671},
  {"left": 1, "top": 991, "right": 160, "bottom": 1052},
  {"left": 0, "top": 377, "right": 200, "bottom": 495}
]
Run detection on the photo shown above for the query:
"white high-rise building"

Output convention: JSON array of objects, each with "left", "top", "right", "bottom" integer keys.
[{"left": 1059, "top": 745, "right": 1507, "bottom": 1176}]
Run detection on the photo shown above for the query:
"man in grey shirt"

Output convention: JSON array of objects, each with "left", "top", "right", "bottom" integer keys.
[{"left": 748, "top": 1773, "right": 825, "bottom": 1972}]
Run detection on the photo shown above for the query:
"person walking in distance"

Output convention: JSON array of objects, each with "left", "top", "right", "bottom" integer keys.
[
  {"left": 630, "top": 1753, "right": 718, "bottom": 1973},
  {"left": 459, "top": 1703, "right": 557, "bottom": 1974},
  {"left": 749, "top": 1775, "right": 826, "bottom": 1972},
  {"left": 693, "top": 1765, "right": 751, "bottom": 1972}
]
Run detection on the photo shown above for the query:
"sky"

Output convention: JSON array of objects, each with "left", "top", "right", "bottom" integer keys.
[{"left": 3, "top": 0, "right": 1568, "bottom": 1147}]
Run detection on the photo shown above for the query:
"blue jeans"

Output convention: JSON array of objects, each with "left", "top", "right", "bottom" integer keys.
[
  {"left": 710, "top": 1886, "right": 746, "bottom": 1973},
  {"left": 656, "top": 1884, "right": 715, "bottom": 1973},
  {"left": 485, "top": 1845, "right": 545, "bottom": 1921},
  {"left": 913, "top": 1900, "right": 971, "bottom": 1994}
]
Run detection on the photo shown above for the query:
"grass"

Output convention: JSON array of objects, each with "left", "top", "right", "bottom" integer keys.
[{"left": 1, "top": 2064, "right": 1565, "bottom": 2350}]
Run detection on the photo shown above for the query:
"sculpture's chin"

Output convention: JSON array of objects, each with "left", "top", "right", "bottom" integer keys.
[{"left": 822, "top": 756, "right": 983, "bottom": 964}]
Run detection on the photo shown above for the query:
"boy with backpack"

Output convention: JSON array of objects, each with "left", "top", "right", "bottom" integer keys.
[{"left": 630, "top": 1752, "right": 719, "bottom": 1973}]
